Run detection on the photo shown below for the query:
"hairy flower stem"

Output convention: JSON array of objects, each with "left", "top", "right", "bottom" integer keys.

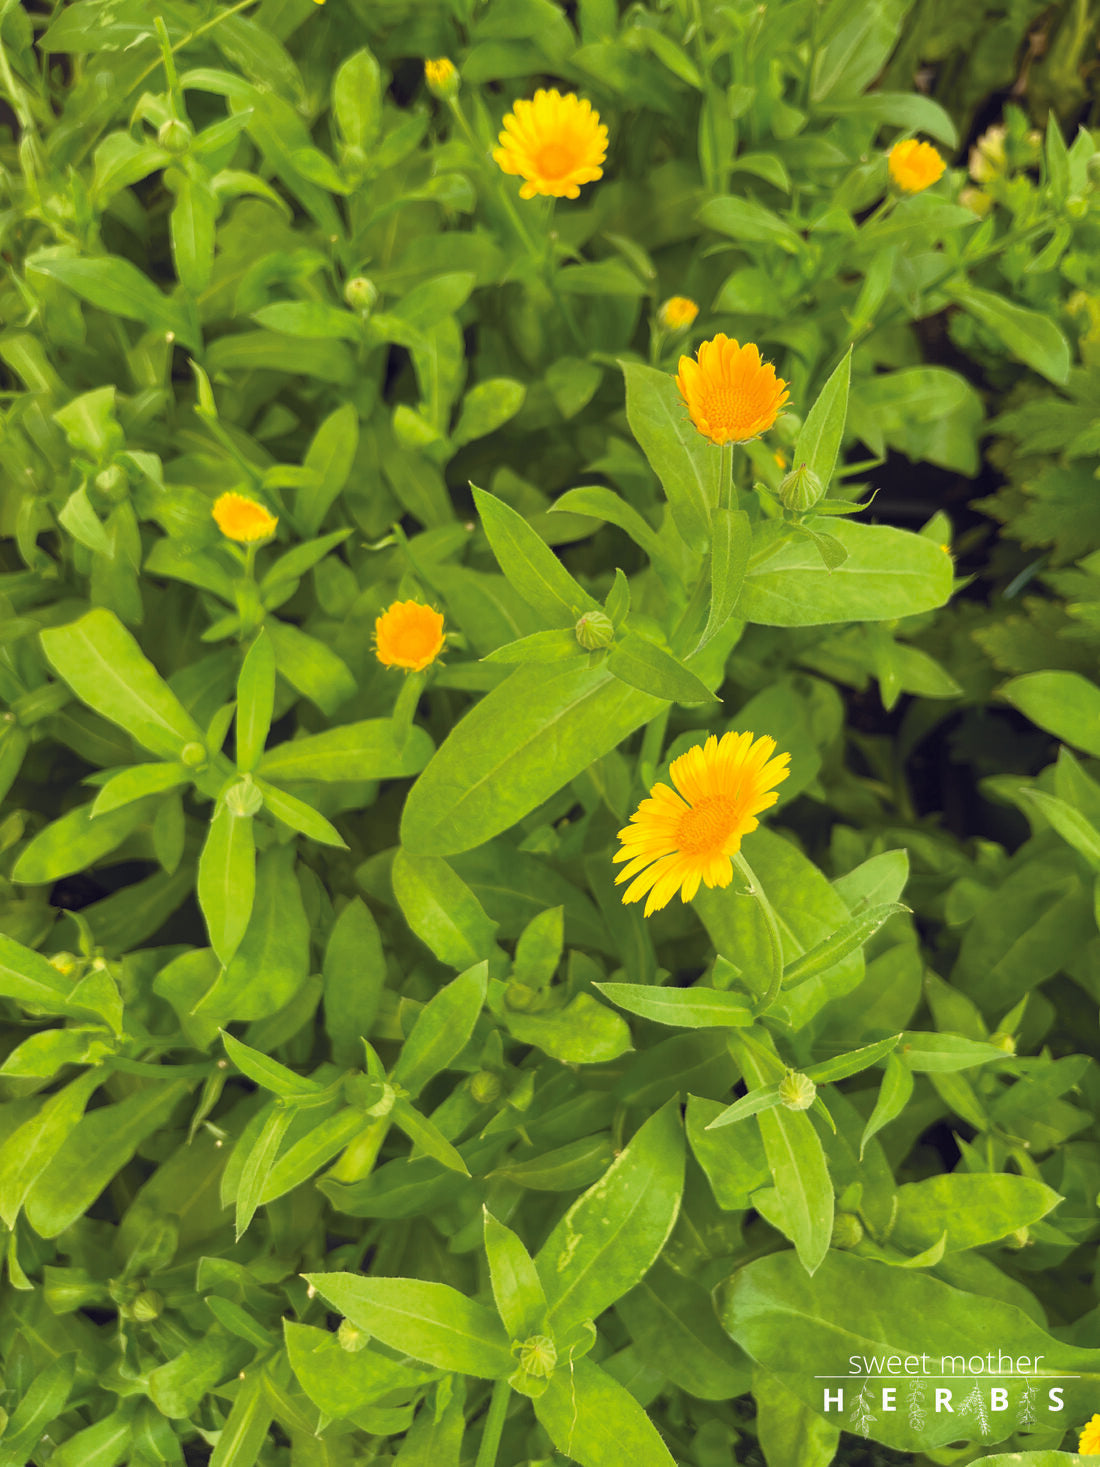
[
  {"left": 474, "top": 1378, "right": 512, "bottom": 1467},
  {"left": 718, "top": 442, "right": 733, "bottom": 511},
  {"left": 732, "top": 852, "right": 785, "bottom": 1013}
]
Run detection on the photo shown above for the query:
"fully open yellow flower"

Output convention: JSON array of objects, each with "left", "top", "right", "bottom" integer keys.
[
  {"left": 676, "top": 336, "right": 789, "bottom": 446},
  {"left": 659, "top": 296, "right": 699, "bottom": 331},
  {"left": 888, "top": 138, "right": 946, "bottom": 193},
  {"left": 212, "top": 492, "right": 278, "bottom": 544},
  {"left": 493, "top": 89, "right": 607, "bottom": 200},
  {"left": 614, "top": 732, "right": 791, "bottom": 916},
  {"left": 1081, "top": 1415, "right": 1100, "bottom": 1455},
  {"left": 374, "top": 600, "right": 446, "bottom": 672}
]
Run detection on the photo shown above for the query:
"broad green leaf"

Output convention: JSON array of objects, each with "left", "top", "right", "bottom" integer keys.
[
  {"left": 27, "top": 250, "right": 198, "bottom": 349},
  {"left": 12, "top": 794, "right": 159, "bottom": 886},
  {"left": 258, "top": 718, "right": 434, "bottom": 782},
  {"left": 149, "top": 1334, "right": 251, "bottom": 1420},
  {"left": 595, "top": 982, "right": 753, "bottom": 1028},
  {"left": 301, "top": 402, "right": 359, "bottom": 536},
  {"left": 1001, "top": 671, "right": 1100, "bottom": 758},
  {"left": 512, "top": 905, "right": 564, "bottom": 990},
  {"left": 0, "top": 1355, "right": 77, "bottom": 1467},
  {"left": 91, "top": 762, "right": 189, "bottom": 816},
  {"left": 25, "top": 1081, "right": 189, "bottom": 1238},
  {"left": 0, "top": 1070, "right": 101, "bottom": 1227},
  {"left": 59, "top": 485, "right": 113, "bottom": 556},
  {"left": 534, "top": 1356, "right": 676, "bottom": 1467},
  {"left": 754, "top": 1368, "right": 839, "bottom": 1467},
  {"left": 617, "top": 1262, "right": 750, "bottom": 1400},
  {"left": 197, "top": 800, "right": 256, "bottom": 967},
  {"left": 401, "top": 660, "right": 663, "bottom": 856},
  {"left": 607, "top": 631, "right": 718, "bottom": 704},
  {"left": 48, "top": 1409, "right": 135, "bottom": 1467},
  {"left": 701, "top": 507, "right": 750, "bottom": 646},
  {"left": 698, "top": 194, "right": 804, "bottom": 252},
  {"left": 323, "top": 898, "right": 386, "bottom": 1067},
  {"left": 484, "top": 1207, "right": 547, "bottom": 1339},
  {"left": 40, "top": 608, "right": 204, "bottom": 759},
  {"left": 267, "top": 620, "right": 356, "bottom": 715},
  {"left": 502, "top": 991, "right": 633, "bottom": 1064},
  {"left": 686, "top": 1095, "right": 770, "bottom": 1210},
  {"left": 720, "top": 1251, "right": 1100, "bottom": 1452},
  {"left": 252, "top": 301, "right": 360, "bottom": 342},
  {"left": 890, "top": 1174, "right": 1062, "bottom": 1254},
  {"left": 284, "top": 1320, "right": 437, "bottom": 1419},
  {"left": 621, "top": 360, "right": 718, "bottom": 550},
  {"left": 0, "top": 932, "right": 114, "bottom": 1026},
  {"left": 392, "top": 851, "right": 500, "bottom": 970},
  {"left": 303, "top": 1274, "right": 513, "bottom": 1378},
  {"left": 949, "top": 283, "right": 1071, "bottom": 385},
  {"left": 333, "top": 47, "right": 383, "bottom": 150},
  {"left": 740, "top": 520, "right": 953, "bottom": 626},
  {"left": 453, "top": 380, "right": 526, "bottom": 447},
  {"left": 236, "top": 629, "right": 275, "bottom": 771},
  {"left": 793, "top": 349, "right": 851, "bottom": 492},
  {"left": 536, "top": 1097, "right": 684, "bottom": 1333},
  {"left": 473, "top": 485, "right": 600, "bottom": 627},
  {"left": 390, "top": 962, "right": 488, "bottom": 1098}
]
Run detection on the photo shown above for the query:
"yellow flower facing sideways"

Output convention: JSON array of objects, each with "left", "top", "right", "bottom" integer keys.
[
  {"left": 614, "top": 732, "right": 791, "bottom": 917},
  {"left": 493, "top": 88, "right": 608, "bottom": 200},
  {"left": 676, "top": 335, "right": 790, "bottom": 447},
  {"left": 1081, "top": 1414, "right": 1100, "bottom": 1455},
  {"left": 374, "top": 600, "right": 446, "bottom": 673},
  {"left": 888, "top": 138, "right": 946, "bottom": 193},
  {"left": 424, "top": 58, "right": 458, "bottom": 96},
  {"left": 211, "top": 492, "right": 278, "bottom": 544},
  {"left": 659, "top": 296, "right": 699, "bottom": 331}
]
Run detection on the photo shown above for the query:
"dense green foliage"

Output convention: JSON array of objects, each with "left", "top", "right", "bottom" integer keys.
[{"left": 1, "top": 1, "right": 1099, "bottom": 1464}]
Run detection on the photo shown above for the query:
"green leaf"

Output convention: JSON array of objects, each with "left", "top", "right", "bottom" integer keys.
[
  {"left": 484, "top": 1207, "right": 547, "bottom": 1339},
  {"left": 595, "top": 982, "right": 753, "bottom": 1028},
  {"left": 1018, "top": 787, "right": 1100, "bottom": 869},
  {"left": 258, "top": 718, "right": 434, "bottom": 782},
  {"left": 783, "top": 904, "right": 909, "bottom": 989},
  {"left": 754, "top": 1368, "right": 839, "bottom": 1467},
  {"left": 333, "top": 47, "right": 384, "bottom": 151},
  {"left": 390, "top": 962, "right": 489, "bottom": 1098},
  {"left": 512, "top": 905, "right": 564, "bottom": 989},
  {"left": 235, "top": 630, "right": 275, "bottom": 771},
  {"left": 698, "top": 194, "right": 804, "bottom": 252},
  {"left": 303, "top": 1274, "right": 513, "bottom": 1378},
  {"left": 27, "top": 250, "right": 198, "bottom": 349},
  {"left": 503, "top": 991, "right": 633, "bottom": 1065},
  {"left": 473, "top": 485, "right": 600, "bottom": 627},
  {"left": 701, "top": 507, "right": 750, "bottom": 646},
  {"left": 391, "top": 1101, "right": 469, "bottom": 1175},
  {"left": 284, "top": 1320, "right": 436, "bottom": 1420},
  {"left": 617, "top": 1262, "right": 750, "bottom": 1400},
  {"left": 607, "top": 631, "right": 718, "bottom": 704},
  {"left": 1000, "top": 671, "right": 1100, "bottom": 757},
  {"left": 90, "top": 762, "right": 189, "bottom": 817},
  {"left": 740, "top": 520, "right": 953, "bottom": 626},
  {"left": 804, "top": 1034, "right": 901, "bottom": 1083},
  {"left": 208, "top": 1368, "right": 272, "bottom": 1467},
  {"left": 392, "top": 852, "right": 500, "bottom": 970},
  {"left": 482, "top": 628, "right": 583, "bottom": 664},
  {"left": 686, "top": 1094, "right": 770, "bottom": 1210},
  {"left": 322, "top": 898, "right": 386, "bottom": 1067},
  {"left": 267, "top": 619, "right": 356, "bottom": 716},
  {"left": 170, "top": 173, "right": 218, "bottom": 293},
  {"left": 256, "top": 780, "right": 347, "bottom": 848},
  {"left": 59, "top": 485, "right": 113, "bottom": 557},
  {"left": 40, "top": 608, "right": 205, "bottom": 759},
  {"left": 535, "top": 1097, "right": 684, "bottom": 1334},
  {"left": 891, "top": 1174, "right": 1062, "bottom": 1254},
  {"left": 24, "top": 1081, "right": 189, "bottom": 1239},
  {"left": 949, "top": 283, "right": 1070, "bottom": 385},
  {"left": 453, "top": 380, "right": 526, "bottom": 447},
  {"left": 12, "top": 795, "right": 159, "bottom": 885},
  {"left": 48, "top": 1410, "right": 135, "bottom": 1467},
  {"left": 300, "top": 402, "right": 359, "bottom": 537},
  {"left": 0, "top": 1355, "right": 77, "bottom": 1467},
  {"left": 220, "top": 1030, "right": 319, "bottom": 1098},
  {"left": 551, "top": 485, "right": 671, "bottom": 571},
  {"left": 0, "top": 1070, "right": 101, "bottom": 1228},
  {"left": 235, "top": 1101, "right": 294, "bottom": 1240},
  {"left": 401, "top": 660, "right": 663, "bottom": 855},
  {"left": 860, "top": 1052, "right": 913, "bottom": 1157},
  {"left": 258, "top": 1108, "right": 365, "bottom": 1204},
  {"left": 621, "top": 359, "right": 718, "bottom": 550},
  {"left": 704, "top": 1085, "right": 783, "bottom": 1129},
  {"left": 197, "top": 800, "right": 256, "bottom": 967},
  {"left": 898, "top": 1032, "right": 1010, "bottom": 1071},
  {"left": 251, "top": 301, "right": 360, "bottom": 342},
  {"left": 534, "top": 1356, "right": 676, "bottom": 1467}
]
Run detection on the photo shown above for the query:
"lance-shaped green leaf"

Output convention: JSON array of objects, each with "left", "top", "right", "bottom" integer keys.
[
  {"left": 303, "top": 1274, "right": 514, "bottom": 1378},
  {"left": 595, "top": 982, "right": 754, "bottom": 1029},
  {"left": 898, "top": 1032, "right": 1011, "bottom": 1071},
  {"left": 220, "top": 1030, "right": 320, "bottom": 1098},
  {"left": 705, "top": 1084, "right": 784, "bottom": 1129},
  {"left": 890, "top": 1173, "right": 1062, "bottom": 1254},
  {"left": 534, "top": 1356, "right": 676, "bottom": 1467},
  {"left": 782, "top": 904, "right": 908, "bottom": 989},
  {"left": 618, "top": 1261, "right": 752, "bottom": 1401},
  {"left": 551, "top": 485, "right": 673, "bottom": 572},
  {"left": 0, "top": 932, "right": 118, "bottom": 1028},
  {"left": 197, "top": 800, "right": 256, "bottom": 967},
  {"left": 283, "top": 1320, "right": 437, "bottom": 1419},
  {"left": 472, "top": 485, "right": 600, "bottom": 627},
  {"left": 804, "top": 1034, "right": 901, "bottom": 1084},
  {"left": 91, "top": 762, "right": 190, "bottom": 817},
  {"left": 1018, "top": 787, "right": 1100, "bottom": 870},
  {"left": 258, "top": 718, "right": 433, "bottom": 782},
  {"left": 323, "top": 898, "right": 386, "bottom": 1067},
  {"left": 860, "top": 1051, "right": 914, "bottom": 1157},
  {"left": 700, "top": 506, "right": 750, "bottom": 646},
  {"left": 27, "top": 250, "right": 199, "bottom": 348},
  {"left": 535, "top": 1097, "right": 684, "bottom": 1334},
  {"left": 0, "top": 1069, "right": 101, "bottom": 1228},
  {"left": 255, "top": 779, "right": 347, "bottom": 848},
  {"left": 12, "top": 794, "right": 161, "bottom": 886},
  {"left": 40, "top": 607, "right": 204, "bottom": 759},
  {"left": 607, "top": 631, "right": 718, "bottom": 704},
  {"left": 621, "top": 359, "right": 717, "bottom": 551},
  {"left": 392, "top": 851, "right": 500, "bottom": 970},
  {"left": 1000, "top": 670, "right": 1100, "bottom": 758},
  {"left": 948, "top": 282, "right": 1070, "bottom": 385},
  {"left": 235, "top": 628, "right": 275, "bottom": 771},
  {"left": 258, "top": 1108, "right": 365, "bottom": 1205},
  {"left": 0, "top": 1354, "right": 78, "bottom": 1467},
  {"left": 484, "top": 1207, "right": 547, "bottom": 1340},
  {"left": 482, "top": 628, "right": 581, "bottom": 664},
  {"left": 390, "top": 962, "right": 488, "bottom": 1099},
  {"left": 235, "top": 1101, "right": 294, "bottom": 1240},
  {"left": 392, "top": 1100, "right": 469, "bottom": 1175},
  {"left": 59, "top": 484, "right": 113, "bottom": 557},
  {"left": 793, "top": 349, "right": 850, "bottom": 491}
]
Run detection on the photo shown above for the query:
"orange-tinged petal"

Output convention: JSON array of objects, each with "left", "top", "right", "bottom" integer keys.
[
  {"left": 676, "top": 334, "right": 789, "bottom": 446},
  {"left": 373, "top": 600, "right": 446, "bottom": 673},
  {"left": 494, "top": 88, "right": 607, "bottom": 200}
]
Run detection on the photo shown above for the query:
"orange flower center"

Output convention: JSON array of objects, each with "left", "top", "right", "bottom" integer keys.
[
  {"left": 392, "top": 622, "right": 439, "bottom": 662},
  {"left": 700, "top": 384, "right": 759, "bottom": 443},
  {"left": 535, "top": 140, "right": 574, "bottom": 179},
  {"left": 675, "top": 795, "right": 738, "bottom": 857}
]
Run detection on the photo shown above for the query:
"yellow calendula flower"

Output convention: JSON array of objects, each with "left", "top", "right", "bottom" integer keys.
[
  {"left": 614, "top": 731, "right": 791, "bottom": 917},
  {"left": 211, "top": 492, "right": 278, "bottom": 544},
  {"left": 374, "top": 600, "right": 446, "bottom": 673},
  {"left": 676, "top": 335, "right": 790, "bottom": 447},
  {"left": 659, "top": 296, "right": 699, "bottom": 331},
  {"left": 424, "top": 57, "right": 458, "bottom": 96},
  {"left": 1081, "top": 1415, "right": 1100, "bottom": 1455},
  {"left": 493, "top": 88, "right": 608, "bottom": 200},
  {"left": 888, "top": 138, "right": 946, "bottom": 194}
]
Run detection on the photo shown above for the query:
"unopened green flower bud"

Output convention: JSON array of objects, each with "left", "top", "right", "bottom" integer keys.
[
  {"left": 505, "top": 981, "right": 540, "bottom": 1012},
  {"left": 574, "top": 610, "right": 614, "bottom": 651},
  {"left": 48, "top": 951, "right": 79, "bottom": 977},
  {"left": 470, "top": 1070, "right": 502, "bottom": 1104},
  {"left": 94, "top": 464, "right": 128, "bottom": 503},
  {"left": 1066, "top": 194, "right": 1088, "bottom": 220},
  {"left": 344, "top": 276, "right": 379, "bottom": 313},
  {"left": 990, "top": 1031, "right": 1016, "bottom": 1053},
  {"left": 778, "top": 1069, "right": 816, "bottom": 1111},
  {"left": 366, "top": 1083, "right": 396, "bottom": 1118},
  {"left": 225, "top": 777, "right": 263, "bottom": 818},
  {"left": 518, "top": 1334, "right": 557, "bottom": 1378},
  {"left": 129, "top": 1289, "right": 163, "bottom": 1322},
  {"left": 424, "top": 58, "right": 460, "bottom": 99},
  {"left": 778, "top": 463, "right": 824, "bottom": 514},
  {"left": 338, "top": 1319, "right": 370, "bottom": 1351},
  {"left": 831, "top": 1213, "right": 864, "bottom": 1249},
  {"left": 181, "top": 741, "right": 208, "bottom": 770},
  {"left": 158, "top": 118, "right": 193, "bottom": 154},
  {"left": 1008, "top": 1226, "right": 1031, "bottom": 1249}
]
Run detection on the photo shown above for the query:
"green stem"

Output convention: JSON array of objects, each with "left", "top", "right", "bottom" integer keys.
[
  {"left": 718, "top": 443, "right": 733, "bottom": 512},
  {"left": 474, "top": 1378, "right": 512, "bottom": 1467},
  {"left": 732, "top": 852, "right": 785, "bottom": 1014},
  {"left": 638, "top": 707, "right": 671, "bottom": 782}
]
